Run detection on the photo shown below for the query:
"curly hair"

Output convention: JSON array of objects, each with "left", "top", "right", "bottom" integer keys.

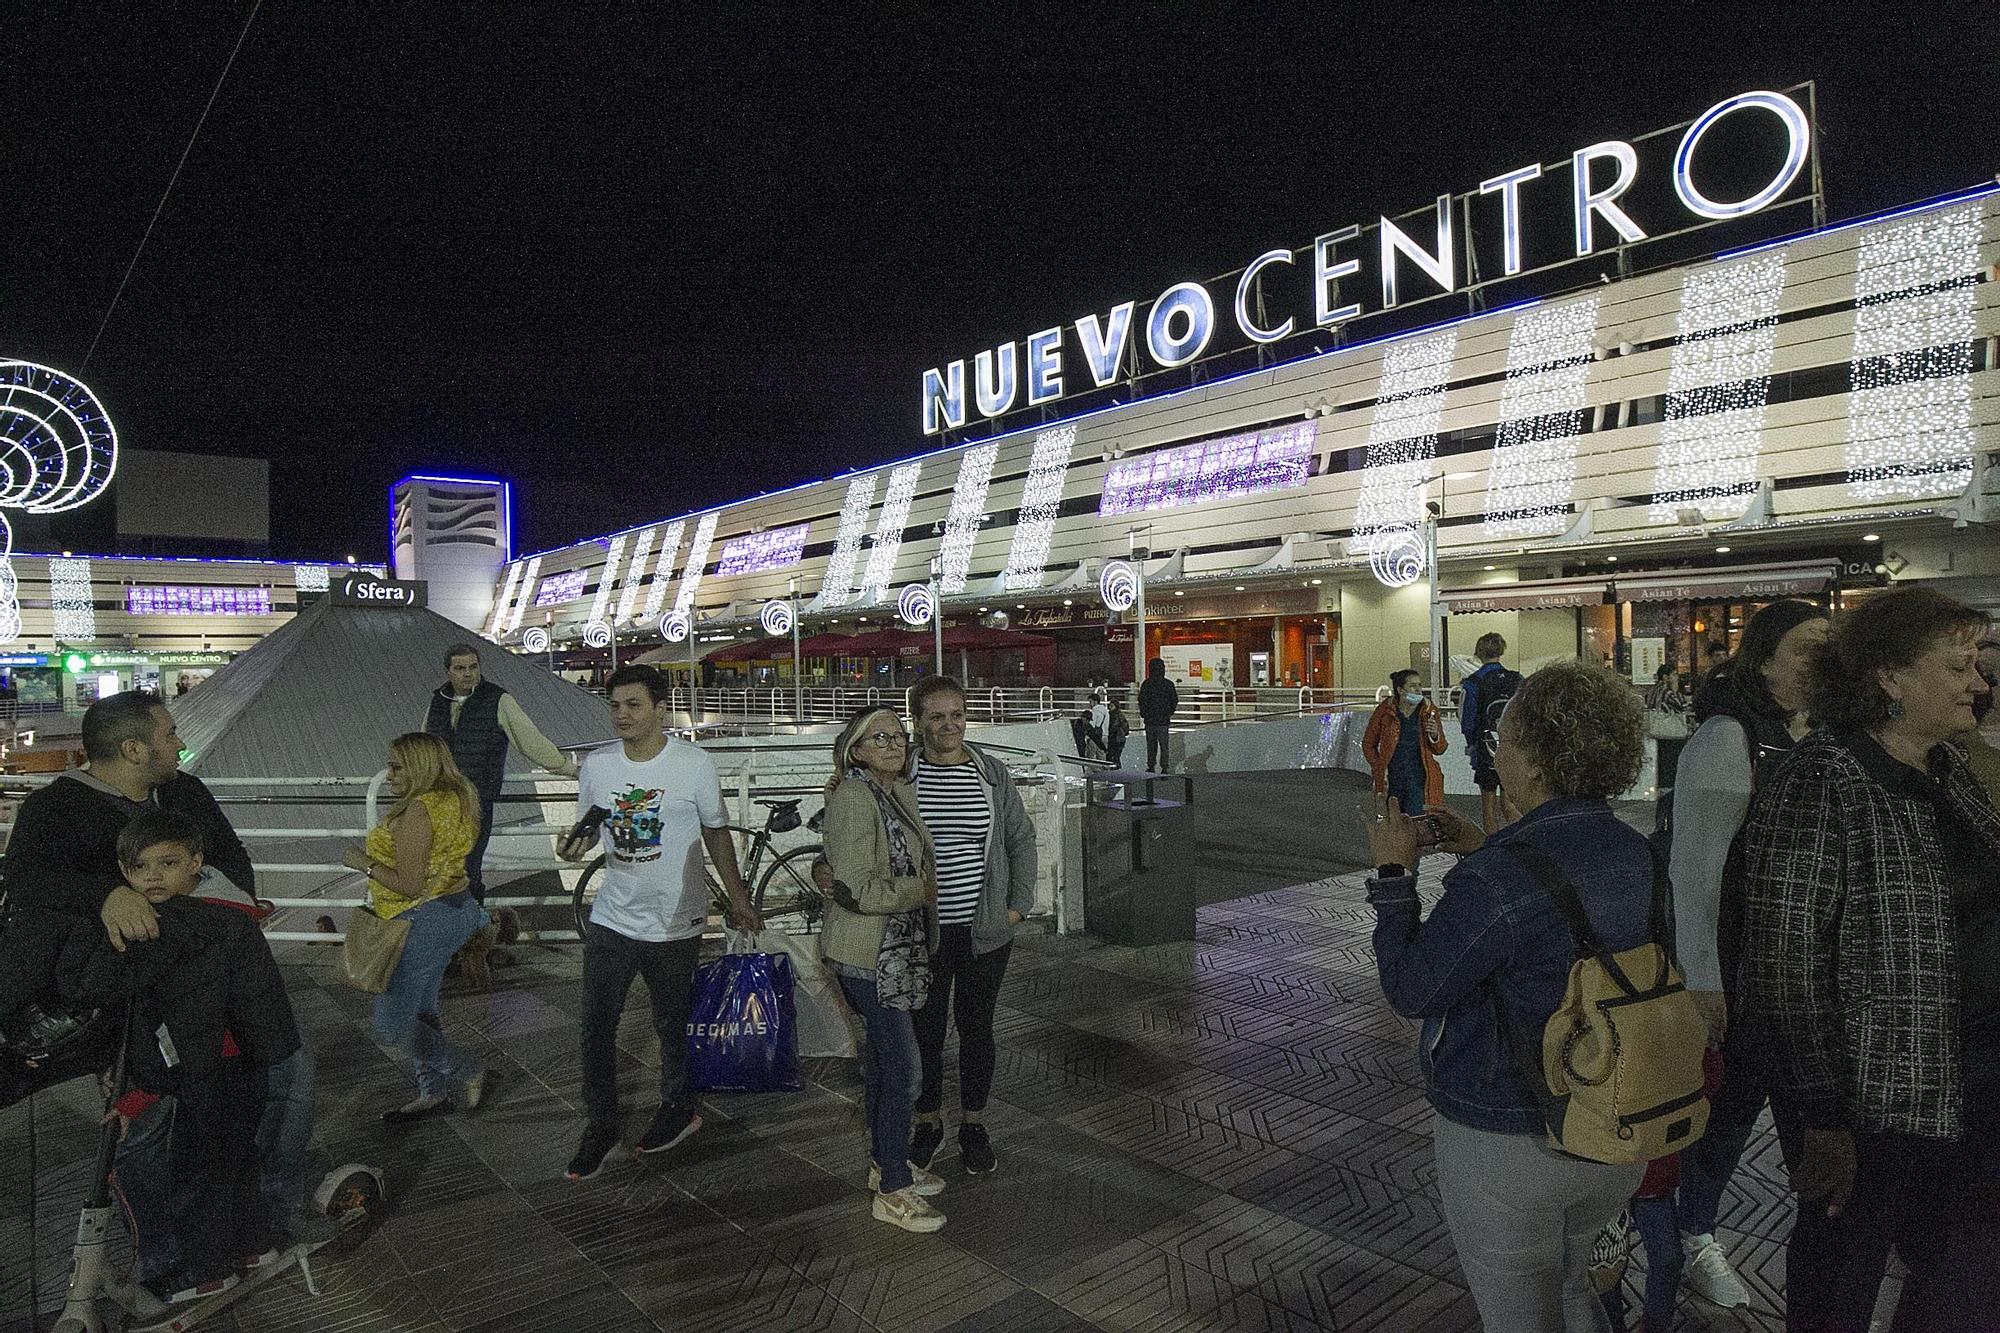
[
  {"left": 1807, "top": 586, "right": 1988, "bottom": 731},
  {"left": 1502, "top": 660, "right": 1646, "bottom": 800}
]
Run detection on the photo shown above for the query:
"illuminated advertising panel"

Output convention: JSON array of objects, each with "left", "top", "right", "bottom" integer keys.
[
  {"left": 715, "top": 523, "right": 810, "bottom": 577},
  {"left": 1098, "top": 421, "right": 1316, "bottom": 517}
]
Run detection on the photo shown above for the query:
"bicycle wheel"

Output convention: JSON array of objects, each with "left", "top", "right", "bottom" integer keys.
[
  {"left": 571, "top": 855, "right": 606, "bottom": 939},
  {"left": 756, "top": 844, "right": 826, "bottom": 933}
]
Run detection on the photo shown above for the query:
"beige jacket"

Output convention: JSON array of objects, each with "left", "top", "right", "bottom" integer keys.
[{"left": 818, "top": 774, "right": 937, "bottom": 972}]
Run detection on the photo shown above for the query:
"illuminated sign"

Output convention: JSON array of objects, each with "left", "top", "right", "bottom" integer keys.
[
  {"left": 0, "top": 653, "right": 46, "bottom": 667},
  {"left": 126, "top": 586, "right": 272, "bottom": 617},
  {"left": 331, "top": 572, "right": 427, "bottom": 608},
  {"left": 923, "top": 89, "right": 1815, "bottom": 434},
  {"left": 533, "top": 568, "right": 589, "bottom": 606},
  {"left": 715, "top": 523, "right": 810, "bottom": 577},
  {"left": 1099, "top": 421, "right": 1315, "bottom": 516}
]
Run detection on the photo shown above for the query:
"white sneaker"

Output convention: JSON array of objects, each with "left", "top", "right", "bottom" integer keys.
[
  {"left": 868, "top": 1161, "right": 946, "bottom": 1197},
  {"left": 1682, "top": 1231, "right": 1749, "bottom": 1308},
  {"left": 871, "top": 1185, "right": 945, "bottom": 1233}
]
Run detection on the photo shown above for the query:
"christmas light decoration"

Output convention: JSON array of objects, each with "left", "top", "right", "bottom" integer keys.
[
  {"left": 294, "top": 564, "right": 331, "bottom": 593},
  {"left": 671, "top": 512, "right": 719, "bottom": 619},
  {"left": 1368, "top": 524, "right": 1427, "bottom": 588},
  {"left": 522, "top": 626, "right": 550, "bottom": 654},
  {"left": 1004, "top": 424, "right": 1077, "bottom": 590},
  {"left": 1353, "top": 331, "right": 1459, "bottom": 537},
  {"left": 0, "top": 556, "right": 22, "bottom": 644},
  {"left": 660, "top": 610, "right": 691, "bottom": 643},
  {"left": 1846, "top": 201, "right": 1980, "bottom": 501},
  {"left": 1098, "top": 559, "right": 1138, "bottom": 612},
  {"left": 1099, "top": 420, "right": 1316, "bottom": 516},
  {"left": 126, "top": 586, "right": 272, "bottom": 616},
  {"left": 897, "top": 583, "right": 935, "bottom": 626},
  {"left": 760, "top": 600, "right": 794, "bottom": 636},
  {"left": 862, "top": 462, "right": 922, "bottom": 601},
  {"left": 0, "top": 361, "right": 119, "bottom": 513},
  {"left": 532, "top": 568, "right": 588, "bottom": 607},
  {"left": 614, "top": 527, "right": 657, "bottom": 623},
  {"left": 820, "top": 474, "right": 879, "bottom": 608},
  {"left": 505, "top": 556, "right": 542, "bottom": 633},
  {"left": 585, "top": 533, "right": 627, "bottom": 628},
  {"left": 640, "top": 521, "right": 684, "bottom": 623},
  {"left": 939, "top": 443, "right": 998, "bottom": 594},
  {"left": 1649, "top": 251, "right": 1789, "bottom": 523},
  {"left": 1482, "top": 299, "right": 1600, "bottom": 538},
  {"left": 50, "top": 557, "right": 95, "bottom": 640},
  {"left": 717, "top": 522, "right": 810, "bottom": 577},
  {"left": 582, "top": 621, "right": 612, "bottom": 648}
]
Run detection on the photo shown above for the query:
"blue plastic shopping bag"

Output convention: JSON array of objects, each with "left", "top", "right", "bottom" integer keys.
[{"left": 685, "top": 950, "right": 801, "bottom": 1093}]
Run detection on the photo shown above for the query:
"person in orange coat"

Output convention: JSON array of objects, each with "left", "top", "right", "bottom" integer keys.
[{"left": 1362, "top": 669, "right": 1449, "bottom": 817}]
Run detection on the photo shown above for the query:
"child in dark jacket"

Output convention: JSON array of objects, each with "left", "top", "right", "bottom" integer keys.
[{"left": 83, "top": 812, "right": 302, "bottom": 1307}]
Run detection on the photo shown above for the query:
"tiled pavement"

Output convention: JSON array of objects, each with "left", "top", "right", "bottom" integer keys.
[{"left": 4, "top": 865, "right": 1804, "bottom": 1332}]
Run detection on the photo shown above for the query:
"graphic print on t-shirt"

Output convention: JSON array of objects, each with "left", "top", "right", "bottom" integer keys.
[{"left": 608, "top": 785, "right": 666, "bottom": 863}]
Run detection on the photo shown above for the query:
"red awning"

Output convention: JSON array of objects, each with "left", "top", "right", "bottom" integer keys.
[
  {"left": 939, "top": 624, "right": 1054, "bottom": 650},
  {"left": 796, "top": 632, "right": 869, "bottom": 656},
  {"left": 705, "top": 636, "right": 790, "bottom": 663}
]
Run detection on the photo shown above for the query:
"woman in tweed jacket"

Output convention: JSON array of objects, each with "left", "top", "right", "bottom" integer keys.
[{"left": 1737, "top": 587, "right": 2000, "bottom": 1329}]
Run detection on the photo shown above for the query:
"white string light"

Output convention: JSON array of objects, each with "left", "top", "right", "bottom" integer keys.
[
  {"left": 1650, "top": 251, "right": 1789, "bottom": 522},
  {"left": 897, "top": 583, "right": 935, "bottom": 626},
  {"left": 939, "top": 443, "right": 998, "bottom": 595},
  {"left": 820, "top": 473, "right": 879, "bottom": 608},
  {"left": 1368, "top": 523, "right": 1427, "bottom": 588},
  {"left": 504, "top": 556, "right": 541, "bottom": 633},
  {"left": 522, "top": 626, "right": 550, "bottom": 654},
  {"left": 481, "top": 560, "right": 519, "bottom": 638},
  {"left": 585, "top": 533, "right": 627, "bottom": 628},
  {"left": 1482, "top": 299, "right": 1600, "bottom": 538},
  {"left": 50, "top": 556, "right": 96, "bottom": 640},
  {"left": 671, "top": 512, "right": 719, "bottom": 620},
  {"left": 294, "top": 564, "right": 331, "bottom": 593},
  {"left": 760, "top": 600, "right": 794, "bottom": 636},
  {"left": 862, "top": 462, "right": 922, "bottom": 602},
  {"left": 1353, "top": 331, "right": 1458, "bottom": 537},
  {"left": 614, "top": 526, "right": 656, "bottom": 624},
  {"left": 1098, "top": 559, "right": 1138, "bottom": 612},
  {"left": 1004, "top": 424, "right": 1077, "bottom": 591},
  {"left": 1846, "top": 201, "right": 1980, "bottom": 502},
  {"left": 640, "top": 520, "right": 685, "bottom": 623}
]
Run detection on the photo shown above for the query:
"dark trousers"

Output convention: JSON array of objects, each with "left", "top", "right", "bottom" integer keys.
[
  {"left": 1780, "top": 1085, "right": 2000, "bottom": 1332},
  {"left": 1677, "top": 1029, "right": 1773, "bottom": 1236},
  {"left": 1144, "top": 723, "right": 1171, "bottom": 772},
  {"left": 174, "top": 1058, "right": 269, "bottom": 1276},
  {"left": 579, "top": 924, "right": 699, "bottom": 1133},
  {"left": 912, "top": 925, "right": 1011, "bottom": 1117},
  {"left": 465, "top": 795, "right": 496, "bottom": 902}
]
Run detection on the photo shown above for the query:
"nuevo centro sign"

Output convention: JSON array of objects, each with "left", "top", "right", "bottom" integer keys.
[{"left": 921, "top": 88, "right": 1814, "bottom": 436}]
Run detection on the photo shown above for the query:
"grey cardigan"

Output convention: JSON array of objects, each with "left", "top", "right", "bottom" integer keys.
[{"left": 941, "top": 742, "right": 1039, "bottom": 956}]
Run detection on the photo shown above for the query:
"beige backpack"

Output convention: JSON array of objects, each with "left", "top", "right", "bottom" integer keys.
[{"left": 1499, "top": 844, "right": 1711, "bottom": 1165}]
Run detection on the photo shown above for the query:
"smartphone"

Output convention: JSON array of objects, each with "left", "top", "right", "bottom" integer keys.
[
  {"left": 1413, "top": 814, "right": 1444, "bottom": 850},
  {"left": 566, "top": 805, "right": 610, "bottom": 854}
]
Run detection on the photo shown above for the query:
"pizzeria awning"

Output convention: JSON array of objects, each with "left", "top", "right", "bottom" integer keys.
[
  {"left": 1440, "top": 577, "right": 1611, "bottom": 614},
  {"left": 1613, "top": 560, "right": 1839, "bottom": 604}
]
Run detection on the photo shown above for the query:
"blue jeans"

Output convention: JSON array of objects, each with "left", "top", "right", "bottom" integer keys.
[
  {"left": 115, "top": 1096, "right": 184, "bottom": 1281},
  {"left": 373, "top": 893, "right": 485, "bottom": 1098},
  {"left": 837, "top": 969, "right": 922, "bottom": 1194},
  {"left": 258, "top": 1046, "right": 315, "bottom": 1225},
  {"left": 1386, "top": 763, "right": 1427, "bottom": 819}
]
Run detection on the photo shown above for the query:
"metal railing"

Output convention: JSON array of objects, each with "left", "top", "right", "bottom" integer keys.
[{"left": 661, "top": 683, "right": 1382, "bottom": 727}]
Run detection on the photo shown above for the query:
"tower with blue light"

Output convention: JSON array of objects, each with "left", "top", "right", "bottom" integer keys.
[{"left": 389, "top": 474, "right": 513, "bottom": 631}]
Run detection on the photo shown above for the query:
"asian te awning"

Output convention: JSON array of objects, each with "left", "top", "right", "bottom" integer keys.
[
  {"left": 1611, "top": 560, "right": 1839, "bottom": 603},
  {"left": 1440, "top": 577, "right": 1611, "bottom": 614}
]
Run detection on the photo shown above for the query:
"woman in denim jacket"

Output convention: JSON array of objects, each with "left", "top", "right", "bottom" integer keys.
[{"left": 1367, "top": 661, "right": 1654, "bottom": 1331}]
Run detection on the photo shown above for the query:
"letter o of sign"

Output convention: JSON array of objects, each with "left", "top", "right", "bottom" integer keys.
[
  {"left": 1673, "top": 90, "right": 1811, "bottom": 221},
  {"left": 1146, "top": 281, "right": 1216, "bottom": 368}
]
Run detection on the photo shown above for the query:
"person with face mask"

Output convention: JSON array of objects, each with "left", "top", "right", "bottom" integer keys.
[{"left": 1362, "top": 669, "right": 1448, "bottom": 819}]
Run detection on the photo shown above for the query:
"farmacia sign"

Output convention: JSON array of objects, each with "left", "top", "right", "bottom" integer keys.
[{"left": 921, "top": 88, "right": 1812, "bottom": 435}]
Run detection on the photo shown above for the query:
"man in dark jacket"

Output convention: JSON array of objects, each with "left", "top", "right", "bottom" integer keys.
[{"left": 1137, "top": 658, "right": 1180, "bottom": 772}]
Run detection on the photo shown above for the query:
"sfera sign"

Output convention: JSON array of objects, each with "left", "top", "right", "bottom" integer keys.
[
  {"left": 332, "top": 572, "right": 428, "bottom": 608},
  {"left": 922, "top": 88, "right": 1815, "bottom": 436}
]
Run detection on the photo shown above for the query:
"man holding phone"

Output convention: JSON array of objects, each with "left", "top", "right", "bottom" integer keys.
[{"left": 557, "top": 664, "right": 758, "bottom": 1183}]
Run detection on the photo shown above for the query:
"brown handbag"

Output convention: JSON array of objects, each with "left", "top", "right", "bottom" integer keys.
[{"left": 340, "top": 904, "right": 412, "bottom": 993}]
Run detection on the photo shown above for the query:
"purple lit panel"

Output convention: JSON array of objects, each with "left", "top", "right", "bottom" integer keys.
[
  {"left": 532, "top": 568, "right": 589, "bottom": 606},
  {"left": 1098, "top": 421, "right": 1317, "bottom": 516},
  {"left": 126, "top": 585, "right": 272, "bottom": 617},
  {"left": 715, "top": 523, "right": 809, "bottom": 577}
]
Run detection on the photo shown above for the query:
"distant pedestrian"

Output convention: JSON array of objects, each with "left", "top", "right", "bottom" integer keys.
[
  {"left": 1088, "top": 691, "right": 1110, "bottom": 761},
  {"left": 1362, "top": 670, "right": 1447, "bottom": 819},
  {"left": 1138, "top": 658, "right": 1179, "bottom": 772},
  {"left": 1105, "top": 698, "right": 1130, "bottom": 768},
  {"left": 1458, "top": 633, "right": 1521, "bottom": 834}
]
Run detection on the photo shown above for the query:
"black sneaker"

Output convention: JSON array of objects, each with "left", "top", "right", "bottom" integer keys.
[
  {"left": 634, "top": 1108, "right": 702, "bottom": 1157},
  {"left": 566, "top": 1126, "right": 621, "bottom": 1181},
  {"left": 142, "top": 1267, "right": 241, "bottom": 1305},
  {"left": 909, "top": 1119, "right": 944, "bottom": 1170},
  {"left": 959, "top": 1122, "right": 997, "bottom": 1175}
]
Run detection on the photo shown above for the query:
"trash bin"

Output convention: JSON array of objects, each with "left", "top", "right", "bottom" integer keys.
[{"left": 1082, "top": 770, "right": 1195, "bottom": 946}]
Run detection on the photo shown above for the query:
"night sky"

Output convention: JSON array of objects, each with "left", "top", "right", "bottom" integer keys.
[{"left": 5, "top": 4, "right": 1995, "bottom": 561}]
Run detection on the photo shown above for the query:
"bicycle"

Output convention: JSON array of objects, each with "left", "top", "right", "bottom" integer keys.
[{"left": 570, "top": 797, "right": 826, "bottom": 939}]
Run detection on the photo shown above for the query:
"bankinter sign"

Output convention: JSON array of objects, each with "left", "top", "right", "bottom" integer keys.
[
  {"left": 332, "top": 573, "right": 428, "bottom": 608},
  {"left": 921, "top": 88, "right": 1814, "bottom": 435}
]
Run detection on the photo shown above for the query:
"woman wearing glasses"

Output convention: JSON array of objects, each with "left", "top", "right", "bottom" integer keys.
[{"left": 821, "top": 707, "right": 943, "bottom": 1232}]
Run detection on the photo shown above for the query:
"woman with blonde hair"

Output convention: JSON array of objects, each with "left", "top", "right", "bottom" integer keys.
[{"left": 341, "top": 731, "right": 488, "bottom": 1122}]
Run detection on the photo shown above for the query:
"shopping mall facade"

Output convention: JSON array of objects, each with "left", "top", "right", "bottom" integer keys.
[{"left": 473, "top": 174, "right": 2000, "bottom": 700}]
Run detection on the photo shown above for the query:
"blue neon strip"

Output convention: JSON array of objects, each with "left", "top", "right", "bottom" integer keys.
[{"left": 1710, "top": 182, "right": 2000, "bottom": 263}]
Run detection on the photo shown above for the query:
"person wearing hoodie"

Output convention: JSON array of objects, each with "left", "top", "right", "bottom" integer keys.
[{"left": 1137, "top": 658, "right": 1180, "bottom": 772}]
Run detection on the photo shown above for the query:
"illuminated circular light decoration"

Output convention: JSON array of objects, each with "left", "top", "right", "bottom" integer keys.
[
  {"left": 0, "top": 362, "right": 117, "bottom": 645},
  {"left": 660, "top": 610, "right": 691, "bottom": 643},
  {"left": 582, "top": 620, "right": 612, "bottom": 648},
  {"left": 1368, "top": 524, "right": 1427, "bottom": 588},
  {"left": 1098, "top": 559, "right": 1139, "bottom": 612},
  {"left": 897, "top": 583, "right": 935, "bottom": 627},
  {"left": 1671, "top": 90, "right": 1811, "bottom": 221},
  {"left": 760, "top": 600, "right": 794, "bottom": 637},
  {"left": 522, "top": 626, "right": 551, "bottom": 654}
]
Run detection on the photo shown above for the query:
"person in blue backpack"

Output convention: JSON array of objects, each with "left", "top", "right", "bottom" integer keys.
[{"left": 1459, "top": 634, "right": 1522, "bottom": 833}]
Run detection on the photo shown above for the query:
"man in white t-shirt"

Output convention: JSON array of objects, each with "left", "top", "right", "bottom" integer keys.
[{"left": 557, "top": 664, "right": 759, "bottom": 1182}]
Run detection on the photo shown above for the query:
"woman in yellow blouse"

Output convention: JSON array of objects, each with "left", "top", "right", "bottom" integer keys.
[{"left": 341, "top": 732, "right": 486, "bottom": 1122}]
